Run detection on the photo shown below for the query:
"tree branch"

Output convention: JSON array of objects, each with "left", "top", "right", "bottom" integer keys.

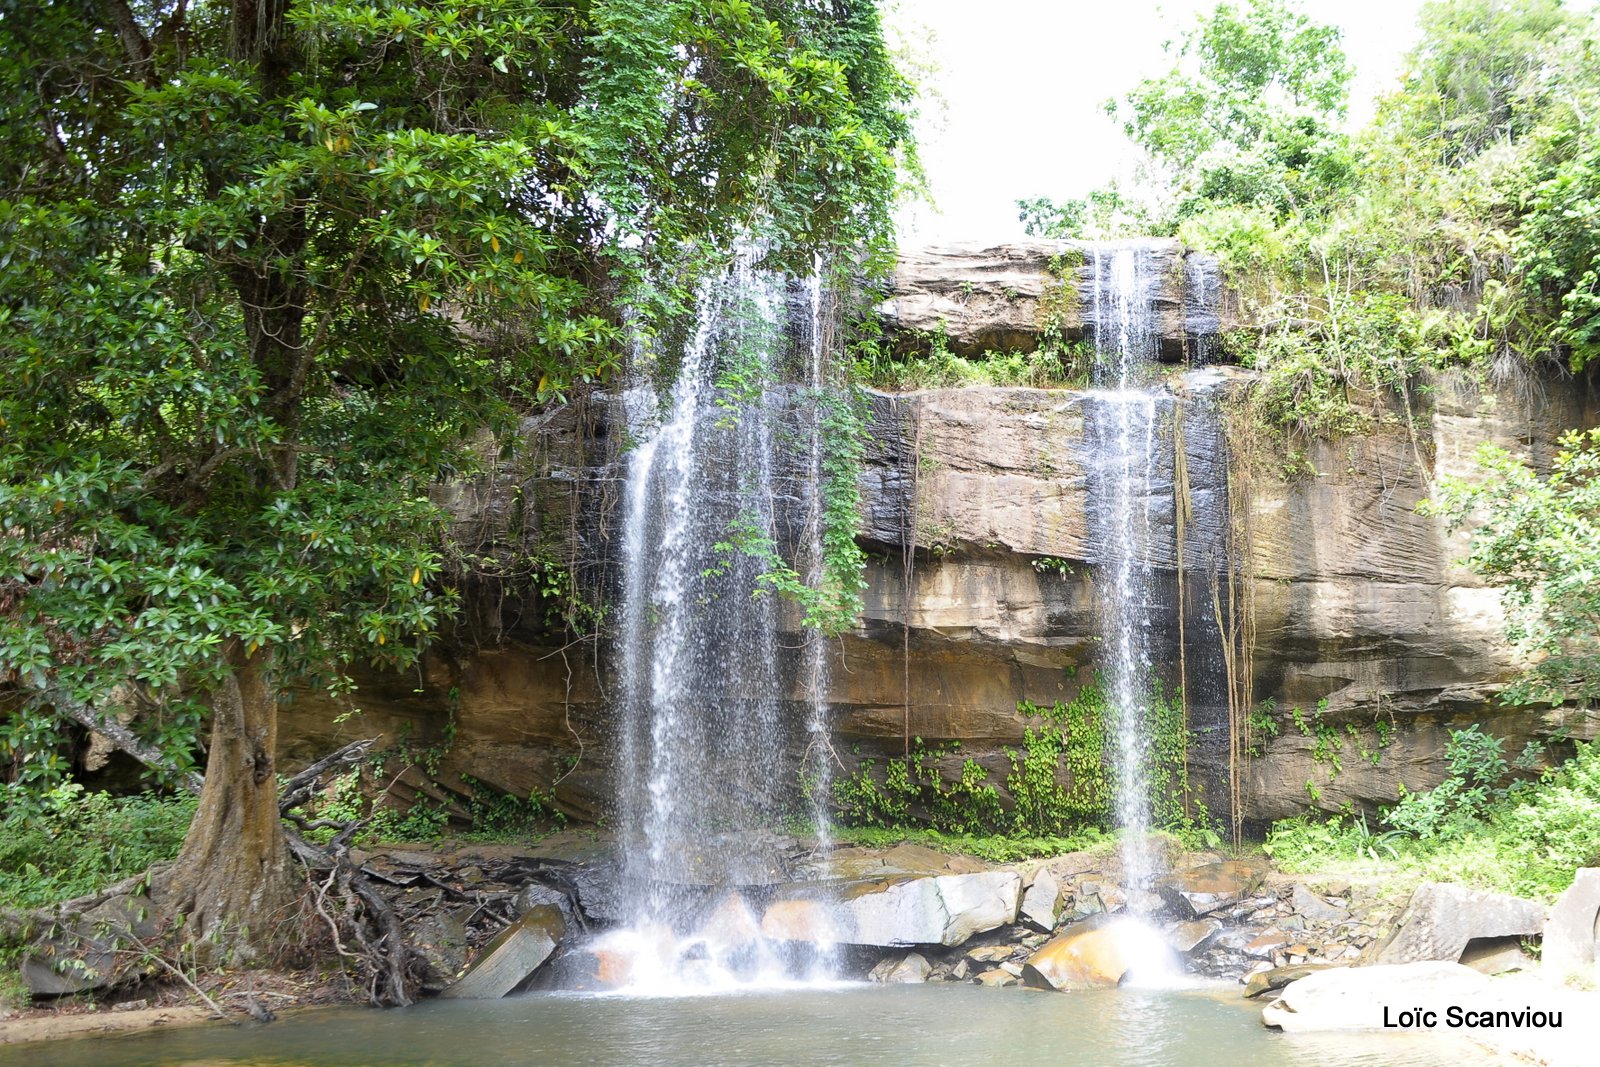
[
  {"left": 276, "top": 737, "right": 375, "bottom": 812},
  {"left": 97, "top": 0, "right": 153, "bottom": 72},
  {"left": 50, "top": 687, "right": 204, "bottom": 794}
]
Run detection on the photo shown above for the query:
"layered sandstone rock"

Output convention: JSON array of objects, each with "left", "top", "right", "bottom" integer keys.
[{"left": 263, "top": 244, "right": 1598, "bottom": 830}]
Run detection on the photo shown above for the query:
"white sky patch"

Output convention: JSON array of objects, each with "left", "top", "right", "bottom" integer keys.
[{"left": 888, "top": 0, "right": 1430, "bottom": 241}]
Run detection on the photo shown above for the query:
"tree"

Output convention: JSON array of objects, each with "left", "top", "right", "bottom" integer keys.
[
  {"left": 0, "top": 0, "right": 912, "bottom": 957},
  {"left": 1108, "top": 0, "right": 1353, "bottom": 221},
  {"left": 1428, "top": 431, "right": 1600, "bottom": 709},
  {"left": 1393, "top": 0, "right": 1578, "bottom": 165}
]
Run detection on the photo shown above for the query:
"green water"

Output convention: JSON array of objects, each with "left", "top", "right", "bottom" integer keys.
[{"left": 15, "top": 985, "right": 1488, "bottom": 1066}]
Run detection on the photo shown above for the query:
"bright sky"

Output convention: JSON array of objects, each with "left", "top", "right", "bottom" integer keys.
[{"left": 888, "top": 0, "right": 1431, "bottom": 241}]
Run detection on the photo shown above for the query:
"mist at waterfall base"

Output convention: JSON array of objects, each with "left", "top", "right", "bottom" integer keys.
[{"left": 599, "top": 256, "right": 842, "bottom": 992}]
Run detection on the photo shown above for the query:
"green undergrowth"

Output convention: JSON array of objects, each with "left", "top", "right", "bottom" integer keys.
[
  {"left": 830, "top": 680, "right": 1220, "bottom": 848},
  {"left": 0, "top": 783, "right": 196, "bottom": 911},
  {"left": 829, "top": 825, "right": 1115, "bottom": 864},
  {"left": 1264, "top": 735, "right": 1600, "bottom": 902},
  {"left": 853, "top": 328, "right": 1095, "bottom": 392},
  {"left": 294, "top": 765, "right": 568, "bottom": 847}
]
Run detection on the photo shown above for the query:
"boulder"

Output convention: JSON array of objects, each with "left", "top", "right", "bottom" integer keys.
[
  {"left": 1373, "top": 882, "right": 1546, "bottom": 965},
  {"left": 1166, "top": 919, "right": 1221, "bottom": 955},
  {"left": 1020, "top": 916, "right": 1167, "bottom": 991},
  {"left": 965, "top": 943, "right": 1016, "bottom": 964},
  {"left": 1244, "top": 962, "right": 1336, "bottom": 999},
  {"left": 1262, "top": 962, "right": 1488, "bottom": 1032},
  {"left": 1241, "top": 931, "right": 1290, "bottom": 959},
  {"left": 20, "top": 892, "right": 160, "bottom": 997},
  {"left": 763, "top": 870, "right": 1021, "bottom": 948},
  {"left": 1543, "top": 868, "right": 1600, "bottom": 974},
  {"left": 1019, "top": 868, "right": 1062, "bottom": 932},
  {"left": 407, "top": 907, "right": 471, "bottom": 992},
  {"left": 1156, "top": 860, "right": 1268, "bottom": 919},
  {"left": 514, "top": 880, "right": 576, "bottom": 925},
  {"left": 439, "top": 905, "right": 566, "bottom": 999},
  {"left": 1289, "top": 884, "right": 1348, "bottom": 925},
  {"left": 868, "top": 952, "right": 931, "bottom": 984}
]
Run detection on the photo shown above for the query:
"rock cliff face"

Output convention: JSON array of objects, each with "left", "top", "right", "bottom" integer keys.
[
  {"left": 275, "top": 244, "right": 1600, "bottom": 830},
  {"left": 878, "top": 239, "right": 1224, "bottom": 362},
  {"left": 842, "top": 369, "right": 1598, "bottom": 823}
]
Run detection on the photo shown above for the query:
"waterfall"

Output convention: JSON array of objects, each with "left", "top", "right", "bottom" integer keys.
[
  {"left": 606, "top": 253, "right": 837, "bottom": 990},
  {"left": 1087, "top": 241, "right": 1165, "bottom": 894},
  {"left": 1084, "top": 240, "right": 1232, "bottom": 900}
]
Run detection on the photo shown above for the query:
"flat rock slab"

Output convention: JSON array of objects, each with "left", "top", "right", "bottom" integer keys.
[
  {"left": 1262, "top": 962, "right": 1487, "bottom": 1031},
  {"left": 1543, "top": 868, "right": 1600, "bottom": 973},
  {"left": 1019, "top": 868, "right": 1061, "bottom": 932},
  {"left": 762, "top": 870, "right": 1021, "bottom": 948},
  {"left": 1244, "top": 962, "right": 1337, "bottom": 999},
  {"left": 1157, "top": 860, "right": 1269, "bottom": 919},
  {"left": 439, "top": 905, "right": 565, "bottom": 999},
  {"left": 1290, "top": 884, "right": 1349, "bottom": 924},
  {"left": 1374, "top": 882, "right": 1546, "bottom": 965},
  {"left": 1166, "top": 919, "right": 1222, "bottom": 955}
]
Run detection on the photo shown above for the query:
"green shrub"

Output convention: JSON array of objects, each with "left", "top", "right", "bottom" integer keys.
[
  {"left": 1266, "top": 738, "right": 1600, "bottom": 900},
  {"left": 0, "top": 783, "right": 196, "bottom": 910}
]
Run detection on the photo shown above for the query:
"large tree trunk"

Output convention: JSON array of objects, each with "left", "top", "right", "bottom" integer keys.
[{"left": 156, "top": 645, "right": 297, "bottom": 957}]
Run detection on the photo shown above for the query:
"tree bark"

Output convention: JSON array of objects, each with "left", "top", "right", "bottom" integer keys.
[{"left": 155, "top": 645, "right": 297, "bottom": 957}]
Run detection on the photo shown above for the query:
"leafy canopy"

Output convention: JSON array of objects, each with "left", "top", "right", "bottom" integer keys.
[
  {"left": 1427, "top": 429, "right": 1600, "bottom": 709},
  {"left": 0, "top": 0, "right": 914, "bottom": 799}
]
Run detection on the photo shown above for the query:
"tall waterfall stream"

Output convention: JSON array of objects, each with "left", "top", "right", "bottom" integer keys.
[{"left": 603, "top": 255, "right": 839, "bottom": 990}]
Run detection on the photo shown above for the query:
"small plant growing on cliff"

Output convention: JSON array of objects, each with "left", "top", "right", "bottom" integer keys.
[
  {"left": 1246, "top": 699, "right": 1280, "bottom": 758},
  {"left": 1030, "top": 556, "right": 1074, "bottom": 577}
]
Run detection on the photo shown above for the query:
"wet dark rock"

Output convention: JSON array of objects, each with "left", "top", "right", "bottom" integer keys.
[
  {"left": 1244, "top": 962, "right": 1337, "bottom": 999},
  {"left": 514, "top": 881, "right": 577, "bottom": 926},
  {"left": 409, "top": 907, "right": 472, "bottom": 992}
]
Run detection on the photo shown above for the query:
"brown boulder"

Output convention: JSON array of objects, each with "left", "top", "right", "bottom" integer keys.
[{"left": 1021, "top": 919, "right": 1140, "bottom": 991}]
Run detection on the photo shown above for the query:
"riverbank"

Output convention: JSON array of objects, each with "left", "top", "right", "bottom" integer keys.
[{"left": 9, "top": 832, "right": 1593, "bottom": 1053}]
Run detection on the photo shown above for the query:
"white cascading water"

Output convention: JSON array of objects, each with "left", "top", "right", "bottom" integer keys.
[
  {"left": 1089, "top": 241, "right": 1162, "bottom": 895},
  {"left": 601, "top": 254, "right": 840, "bottom": 992},
  {"left": 799, "top": 266, "right": 838, "bottom": 976}
]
